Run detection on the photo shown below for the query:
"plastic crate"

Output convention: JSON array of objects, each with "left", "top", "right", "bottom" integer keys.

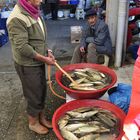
[
  {"left": 0, "top": 34, "right": 8, "bottom": 47},
  {"left": 0, "top": 18, "right": 7, "bottom": 29},
  {"left": 69, "top": 0, "right": 79, "bottom": 5}
]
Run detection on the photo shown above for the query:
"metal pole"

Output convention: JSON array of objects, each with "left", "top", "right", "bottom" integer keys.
[
  {"left": 115, "top": 0, "right": 128, "bottom": 67},
  {"left": 106, "top": 0, "right": 119, "bottom": 48}
]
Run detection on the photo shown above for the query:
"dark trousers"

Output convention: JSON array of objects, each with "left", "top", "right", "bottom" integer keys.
[
  {"left": 14, "top": 63, "right": 47, "bottom": 117},
  {"left": 50, "top": 3, "right": 58, "bottom": 20}
]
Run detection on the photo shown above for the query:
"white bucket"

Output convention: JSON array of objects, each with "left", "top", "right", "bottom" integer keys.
[
  {"left": 77, "top": 0, "right": 85, "bottom": 9},
  {"left": 58, "top": 10, "right": 64, "bottom": 18},
  {"left": 85, "top": 0, "right": 91, "bottom": 9},
  {"left": 63, "top": 10, "right": 70, "bottom": 18}
]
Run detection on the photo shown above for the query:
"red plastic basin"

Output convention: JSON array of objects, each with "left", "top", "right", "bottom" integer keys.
[
  {"left": 52, "top": 99, "right": 126, "bottom": 140},
  {"left": 55, "top": 63, "right": 117, "bottom": 99}
]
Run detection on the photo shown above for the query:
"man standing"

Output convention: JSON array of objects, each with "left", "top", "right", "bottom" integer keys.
[
  {"left": 71, "top": 9, "right": 112, "bottom": 64},
  {"left": 48, "top": 0, "right": 59, "bottom": 20},
  {"left": 7, "top": 0, "right": 55, "bottom": 134}
]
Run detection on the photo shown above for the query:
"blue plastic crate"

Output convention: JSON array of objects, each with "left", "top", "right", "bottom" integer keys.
[
  {"left": 69, "top": 0, "right": 79, "bottom": 5},
  {"left": 0, "top": 18, "right": 7, "bottom": 29},
  {"left": 0, "top": 34, "right": 8, "bottom": 47},
  {"left": 128, "top": 45, "right": 139, "bottom": 60}
]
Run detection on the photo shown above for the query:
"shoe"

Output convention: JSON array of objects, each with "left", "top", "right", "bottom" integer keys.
[
  {"left": 28, "top": 115, "right": 49, "bottom": 134},
  {"left": 29, "top": 121, "right": 49, "bottom": 134},
  {"left": 39, "top": 111, "right": 53, "bottom": 128},
  {"left": 40, "top": 119, "right": 52, "bottom": 129}
]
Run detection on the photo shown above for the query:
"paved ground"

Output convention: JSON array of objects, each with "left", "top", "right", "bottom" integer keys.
[{"left": 0, "top": 18, "right": 134, "bottom": 140}]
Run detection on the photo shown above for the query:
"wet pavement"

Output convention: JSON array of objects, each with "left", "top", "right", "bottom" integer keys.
[{"left": 0, "top": 18, "right": 134, "bottom": 140}]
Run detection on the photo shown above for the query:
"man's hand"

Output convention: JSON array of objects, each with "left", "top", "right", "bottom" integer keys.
[
  {"left": 80, "top": 46, "right": 85, "bottom": 53},
  {"left": 34, "top": 53, "right": 55, "bottom": 65},
  {"left": 48, "top": 51, "right": 55, "bottom": 61},
  {"left": 44, "top": 57, "right": 55, "bottom": 65}
]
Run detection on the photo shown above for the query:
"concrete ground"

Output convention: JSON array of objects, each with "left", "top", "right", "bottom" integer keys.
[{"left": 0, "top": 18, "right": 134, "bottom": 140}]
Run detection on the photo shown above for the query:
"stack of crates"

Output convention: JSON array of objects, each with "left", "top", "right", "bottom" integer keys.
[{"left": 0, "top": 17, "right": 8, "bottom": 47}]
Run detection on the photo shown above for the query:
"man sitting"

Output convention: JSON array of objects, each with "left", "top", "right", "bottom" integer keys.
[{"left": 71, "top": 9, "right": 112, "bottom": 64}]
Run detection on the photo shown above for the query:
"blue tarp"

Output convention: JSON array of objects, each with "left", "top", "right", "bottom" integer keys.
[{"left": 108, "top": 83, "right": 132, "bottom": 114}]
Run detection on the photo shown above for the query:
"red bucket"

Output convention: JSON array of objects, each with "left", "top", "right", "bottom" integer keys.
[
  {"left": 55, "top": 63, "right": 117, "bottom": 99},
  {"left": 52, "top": 99, "right": 126, "bottom": 140}
]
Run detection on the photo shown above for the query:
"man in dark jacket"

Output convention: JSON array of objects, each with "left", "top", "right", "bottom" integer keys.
[
  {"left": 48, "top": 0, "right": 59, "bottom": 20},
  {"left": 71, "top": 9, "right": 112, "bottom": 64}
]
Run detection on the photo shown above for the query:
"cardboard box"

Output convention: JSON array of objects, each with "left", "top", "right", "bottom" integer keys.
[{"left": 70, "top": 26, "right": 82, "bottom": 43}]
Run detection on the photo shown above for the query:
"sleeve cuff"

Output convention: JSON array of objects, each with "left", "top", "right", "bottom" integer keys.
[{"left": 48, "top": 49, "right": 53, "bottom": 53}]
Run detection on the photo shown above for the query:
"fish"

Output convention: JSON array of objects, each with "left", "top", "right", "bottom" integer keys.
[
  {"left": 69, "top": 78, "right": 86, "bottom": 87},
  {"left": 99, "top": 72, "right": 106, "bottom": 78},
  {"left": 58, "top": 107, "right": 120, "bottom": 140},
  {"left": 97, "top": 113, "right": 116, "bottom": 127},
  {"left": 73, "top": 126, "right": 100, "bottom": 134},
  {"left": 66, "top": 111, "right": 83, "bottom": 118},
  {"left": 79, "top": 133, "right": 100, "bottom": 140},
  {"left": 70, "top": 83, "right": 94, "bottom": 88},
  {"left": 73, "top": 107, "right": 92, "bottom": 113},
  {"left": 61, "top": 129, "right": 79, "bottom": 140},
  {"left": 71, "top": 86, "right": 97, "bottom": 91},
  {"left": 81, "top": 110, "right": 99, "bottom": 118},
  {"left": 64, "top": 123, "right": 88, "bottom": 131},
  {"left": 58, "top": 115, "right": 70, "bottom": 129},
  {"left": 62, "top": 68, "right": 111, "bottom": 91},
  {"left": 74, "top": 71, "right": 88, "bottom": 77}
]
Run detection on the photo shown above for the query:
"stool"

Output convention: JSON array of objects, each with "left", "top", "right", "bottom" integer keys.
[
  {"left": 75, "top": 8, "right": 85, "bottom": 20},
  {"left": 97, "top": 54, "right": 110, "bottom": 66}
]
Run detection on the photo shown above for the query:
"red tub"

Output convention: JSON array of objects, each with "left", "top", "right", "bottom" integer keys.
[
  {"left": 52, "top": 99, "right": 126, "bottom": 140},
  {"left": 55, "top": 63, "right": 117, "bottom": 99}
]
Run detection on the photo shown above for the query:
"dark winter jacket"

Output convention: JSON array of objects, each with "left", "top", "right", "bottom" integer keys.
[{"left": 81, "top": 19, "right": 112, "bottom": 56}]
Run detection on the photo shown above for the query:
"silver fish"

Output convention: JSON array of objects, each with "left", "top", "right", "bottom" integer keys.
[
  {"left": 64, "top": 123, "right": 88, "bottom": 131},
  {"left": 82, "top": 110, "right": 99, "bottom": 118},
  {"left": 73, "top": 107, "right": 92, "bottom": 113},
  {"left": 72, "top": 86, "right": 97, "bottom": 91},
  {"left": 61, "top": 129, "right": 79, "bottom": 140},
  {"left": 79, "top": 133, "right": 100, "bottom": 140},
  {"left": 58, "top": 115, "right": 70, "bottom": 129},
  {"left": 74, "top": 126, "right": 100, "bottom": 134},
  {"left": 66, "top": 111, "right": 82, "bottom": 118}
]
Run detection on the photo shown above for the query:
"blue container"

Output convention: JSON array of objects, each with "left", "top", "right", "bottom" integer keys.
[
  {"left": 128, "top": 45, "right": 139, "bottom": 60},
  {"left": 70, "top": 0, "right": 79, "bottom": 5},
  {"left": 0, "top": 34, "right": 8, "bottom": 47},
  {"left": 0, "top": 18, "right": 7, "bottom": 29}
]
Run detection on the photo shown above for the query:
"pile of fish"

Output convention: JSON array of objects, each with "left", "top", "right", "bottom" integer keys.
[
  {"left": 61, "top": 68, "right": 112, "bottom": 90},
  {"left": 58, "top": 107, "right": 120, "bottom": 140}
]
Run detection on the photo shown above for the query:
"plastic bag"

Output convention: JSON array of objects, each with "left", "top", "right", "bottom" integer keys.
[{"left": 108, "top": 83, "right": 132, "bottom": 114}]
